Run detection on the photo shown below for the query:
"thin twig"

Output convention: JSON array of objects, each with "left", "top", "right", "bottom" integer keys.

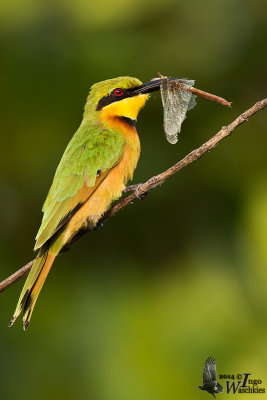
[
  {"left": 156, "top": 73, "right": 232, "bottom": 107},
  {"left": 181, "top": 84, "right": 232, "bottom": 107},
  {"left": 0, "top": 261, "right": 33, "bottom": 293},
  {"left": 0, "top": 98, "right": 266, "bottom": 294}
]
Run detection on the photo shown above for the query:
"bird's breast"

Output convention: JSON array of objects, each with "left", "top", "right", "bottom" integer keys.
[{"left": 83, "top": 129, "right": 140, "bottom": 226}]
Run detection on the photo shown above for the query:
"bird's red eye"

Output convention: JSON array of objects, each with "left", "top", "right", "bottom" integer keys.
[{"left": 113, "top": 88, "right": 124, "bottom": 96}]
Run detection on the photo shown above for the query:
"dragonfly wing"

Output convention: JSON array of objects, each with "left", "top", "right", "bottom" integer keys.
[
  {"left": 161, "top": 79, "right": 181, "bottom": 144},
  {"left": 160, "top": 79, "right": 197, "bottom": 144}
]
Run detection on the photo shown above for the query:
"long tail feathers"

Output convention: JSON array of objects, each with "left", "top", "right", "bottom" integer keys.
[{"left": 9, "top": 245, "right": 56, "bottom": 330}]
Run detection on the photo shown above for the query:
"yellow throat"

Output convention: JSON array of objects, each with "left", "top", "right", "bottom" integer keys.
[{"left": 100, "top": 94, "right": 149, "bottom": 122}]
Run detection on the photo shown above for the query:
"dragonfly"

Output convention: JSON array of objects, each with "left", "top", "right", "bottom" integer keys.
[{"left": 156, "top": 74, "right": 231, "bottom": 144}]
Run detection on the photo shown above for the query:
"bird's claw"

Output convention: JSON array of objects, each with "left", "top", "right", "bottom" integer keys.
[
  {"left": 124, "top": 184, "right": 148, "bottom": 200},
  {"left": 94, "top": 222, "right": 104, "bottom": 231}
]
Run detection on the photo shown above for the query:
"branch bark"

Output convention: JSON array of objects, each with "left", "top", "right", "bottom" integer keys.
[
  {"left": 1, "top": 98, "right": 266, "bottom": 294},
  {"left": 0, "top": 261, "right": 33, "bottom": 293}
]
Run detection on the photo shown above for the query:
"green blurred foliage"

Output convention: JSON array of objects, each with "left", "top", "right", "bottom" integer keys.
[{"left": 0, "top": 0, "right": 266, "bottom": 399}]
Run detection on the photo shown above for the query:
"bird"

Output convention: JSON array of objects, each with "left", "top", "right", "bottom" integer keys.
[
  {"left": 198, "top": 357, "right": 223, "bottom": 398},
  {"left": 9, "top": 76, "right": 164, "bottom": 330}
]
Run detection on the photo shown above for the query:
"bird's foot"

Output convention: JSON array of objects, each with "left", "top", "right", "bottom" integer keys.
[
  {"left": 94, "top": 221, "right": 104, "bottom": 231},
  {"left": 124, "top": 184, "right": 148, "bottom": 200}
]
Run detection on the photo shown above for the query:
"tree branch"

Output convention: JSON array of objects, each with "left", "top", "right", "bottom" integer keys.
[
  {"left": 1, "top": 98, "right": 266, "bottom": 294},
  {"left": 0, "top": 261, "right": 33, "bottom": 293}
]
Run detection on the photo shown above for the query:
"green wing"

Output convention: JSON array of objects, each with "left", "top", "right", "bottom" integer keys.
[{"left": 34, "top": 122, "right": 125, "bottom": 250}]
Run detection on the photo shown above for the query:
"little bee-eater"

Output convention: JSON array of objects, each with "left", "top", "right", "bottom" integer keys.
[{"left": 9, "top": 76, "right": 164, "bottom": 330}]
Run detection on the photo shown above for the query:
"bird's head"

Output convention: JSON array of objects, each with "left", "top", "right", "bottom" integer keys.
[{"left": 83, "top": 76, "right": 163, "bottom": 126}]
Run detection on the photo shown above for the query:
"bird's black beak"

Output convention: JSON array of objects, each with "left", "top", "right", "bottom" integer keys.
[
  {"left": 135, "top": 79, "right": 164, "bottom": 95},
  {"left": 132, "top": 77, "right": 187, "bottom": 95}
]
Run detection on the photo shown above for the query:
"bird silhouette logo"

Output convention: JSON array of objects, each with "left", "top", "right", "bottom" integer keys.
[{"left": 198, "top": 357, "right": 223, "bottom": 398}]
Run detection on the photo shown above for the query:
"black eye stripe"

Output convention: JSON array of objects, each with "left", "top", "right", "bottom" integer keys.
[
  {"left": 96, "top": 91, "right": 127, "bottom": 111},
  {"left": 96, "top": 86, "right": 142, "bottom": 111}
]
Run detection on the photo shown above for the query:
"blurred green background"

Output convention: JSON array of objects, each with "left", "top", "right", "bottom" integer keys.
[{"left": 0, "top": 0, "right": 266, "bottom": 399}]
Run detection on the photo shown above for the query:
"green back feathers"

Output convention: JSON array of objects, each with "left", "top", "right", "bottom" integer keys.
[{"left": 35, "top": 121, "right": 125, "bottom": 250}]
